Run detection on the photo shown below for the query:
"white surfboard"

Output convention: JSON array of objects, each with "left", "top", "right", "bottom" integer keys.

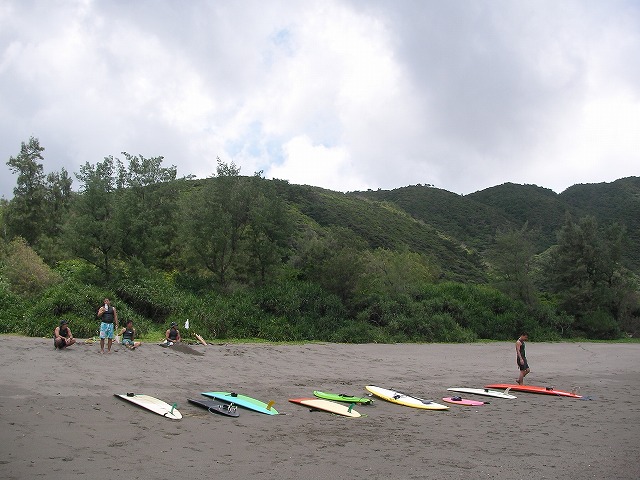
[
  {"left": 446, "top": 387, "right": 517, "bottom": 399},
  {"left": 115, "top": 393, "right": 183, "bottom": 420}
]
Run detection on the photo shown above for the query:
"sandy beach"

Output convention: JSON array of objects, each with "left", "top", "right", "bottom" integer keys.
[{"left": 0, "top": 335, "right": 638, "bottom": 480}]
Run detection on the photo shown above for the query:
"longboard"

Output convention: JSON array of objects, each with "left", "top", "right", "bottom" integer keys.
[
  {"left": 289, "top": 397, "right": 362, "bottom": 417},
  {"left": 313, "top": 390, "right": 372, "bottom": 405},
  {"left": 365, "top": 385, "right": 449, "bottom": 410},
  {"left": 187, "top": 397, "right": 239, "bottom": 417},
  {"left": 485, "top": 383, "right": 582, "bottom": 398},
  {"left": 115, "top": 393, "right": 182, "bottom": 420},
  {"left": 447, "top": 387, "right": 517, "bottom": 399},
  {"left": 202, "top": 391, "right": 279, "bottom": 415},
  {"left": 442, "top": 396, "right": 485, "bottom": 406}
]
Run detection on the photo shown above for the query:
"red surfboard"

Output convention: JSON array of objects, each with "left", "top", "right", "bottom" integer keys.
[{"left": 485, "top": 384, "right": 582, "bottom": 398}]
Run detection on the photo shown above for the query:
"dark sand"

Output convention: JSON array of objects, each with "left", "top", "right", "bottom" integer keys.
[{"left": 1, "top": 335, "right": 638, "bottom": 479}]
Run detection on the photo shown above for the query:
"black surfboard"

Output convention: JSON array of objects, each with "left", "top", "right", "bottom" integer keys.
[{"left": 187, "top": 397, "right": 240, "bottom": 417}]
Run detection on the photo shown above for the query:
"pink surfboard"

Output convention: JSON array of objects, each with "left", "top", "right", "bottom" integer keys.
[{"left": 442, "top": 396, "right": 485, "bottom": 406}]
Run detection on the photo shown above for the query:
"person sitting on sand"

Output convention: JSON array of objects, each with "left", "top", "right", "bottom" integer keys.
[
  {"left": 54, "top": 320, "right": 76, "bottom": 349},
  {"left": 119, "top": 320, "right": 141, "bottom": 349},
  {"left": 165, "top": 322, "right": 181, "bottom": 344}
]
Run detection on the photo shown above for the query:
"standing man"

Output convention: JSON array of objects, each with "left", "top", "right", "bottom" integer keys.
[
  {"left": 516, "top": 333, "right": 530, "bottom": 385},
  {"left": 97, "top": 298, "right": 118, "bottom": 354}
]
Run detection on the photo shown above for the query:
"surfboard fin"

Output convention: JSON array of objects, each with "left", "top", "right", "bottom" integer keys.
[
  {"left": 170, "top": 403, "right": 177, "bottom": 415},
  {"left": 347, "top": 403, "right": 355, "bottom": 413},
  {"left": 266, "top": 400, "right": 275, "bottom": 411}
]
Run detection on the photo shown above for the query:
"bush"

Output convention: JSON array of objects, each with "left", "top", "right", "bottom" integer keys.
[
  {"left": 0, "top": 279, "right": 25, "bottom": 334},
  {"left": 3, "top": 237, "right": 62, "bottom": 297},
  {"left": 15, "top": 281, "right": 151, "bottom": 338},
  {"left": 576, "top": 310, "right": 622, "bottom": 339}
]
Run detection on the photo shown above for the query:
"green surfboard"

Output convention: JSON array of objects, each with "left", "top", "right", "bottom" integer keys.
[{"left": 313, "top": 390, "right": 373, "bottom": 405}]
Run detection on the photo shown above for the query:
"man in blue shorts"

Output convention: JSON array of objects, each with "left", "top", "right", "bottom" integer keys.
[{"left": 97, "top": 298, "right": 118, "bottom": 353}]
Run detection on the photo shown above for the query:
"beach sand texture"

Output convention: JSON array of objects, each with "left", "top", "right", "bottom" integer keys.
[{"left": 1, "top": 336, "right": 638, "bottom": 479}]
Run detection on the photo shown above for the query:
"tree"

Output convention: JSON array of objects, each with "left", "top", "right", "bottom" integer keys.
[
  {"left": 545, "top": 215, "right": 629, "bottom": 337},
  {"left": 294, "top": 226, "right": 366, "bottom": 304},
  {"left": 5, "top": 137, "right": 47, "bottom": 244},
  {"left": 113, "top": 153, "right": 179, "bottom": 268},
  {"left": 487, "top": 223, "right": 537, "bottom": 306},
  {"left": 5, "top": 138, "right": 74, "bottom": 261},
  {"left": 64, "top": 157, "right": 119, "bottom": 277},
  {"left": 179, "top": 159, "right": 251, "bottom": 289},
  {"left": 242, "top": 175, "right": 294, "bottom": 284},
  {"left": 356, "top": 247, "right": 440, "bottom": 302}
]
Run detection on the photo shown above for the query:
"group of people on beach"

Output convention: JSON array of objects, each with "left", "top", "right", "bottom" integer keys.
[
  {"left": 53, "top": 298, "right": 182, "bottom": 354},
  {"left": 53, "top": 298, "right": 533, "bottom": 384}
]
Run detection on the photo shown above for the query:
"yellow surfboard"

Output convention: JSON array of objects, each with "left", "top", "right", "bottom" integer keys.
[{"left": 289, "top": 397, "right": 362, "bottom": 417}]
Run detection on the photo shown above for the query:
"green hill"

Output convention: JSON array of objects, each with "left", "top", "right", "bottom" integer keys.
[
  {"left": 559, "top": 177, "right": 640, "bottom": 271},
  {"left": 276, "top": 183, "right": 487, "bottom": 282},
  {"left": 348, "top": 178, "right": 639, "bottom": 275}
]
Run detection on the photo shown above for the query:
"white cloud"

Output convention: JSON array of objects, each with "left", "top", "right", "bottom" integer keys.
[
  {"left": 1, "top": 0, "right": 638, "bottom": 199},
  {"left": 268, "top": 134, "right": 368, "bottom": 191}
]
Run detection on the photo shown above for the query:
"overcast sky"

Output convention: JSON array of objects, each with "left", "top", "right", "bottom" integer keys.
[{"left": 1, "top": 0, "right": 638, "bottom": 200}]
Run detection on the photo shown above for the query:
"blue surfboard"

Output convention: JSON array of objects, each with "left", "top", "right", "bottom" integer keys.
[{"left": 201, "top": 391, "right": 278, "bottom": 415}]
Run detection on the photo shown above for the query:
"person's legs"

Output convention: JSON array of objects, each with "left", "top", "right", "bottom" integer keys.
[
  {"left": 517, "top": 366, "right": 530, "bottom": 385},
  {"left": 99, "top": 322, "right": 107, "bottom": 353}
]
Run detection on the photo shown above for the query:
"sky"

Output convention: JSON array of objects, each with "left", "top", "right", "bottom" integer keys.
[{"left": 1, "top": 0, "right": 639, "bottom": 200}]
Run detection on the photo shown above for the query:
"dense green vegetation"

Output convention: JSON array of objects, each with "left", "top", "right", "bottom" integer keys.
[{"left": 1, "top": 137, "right": 638, "bottom": 343}]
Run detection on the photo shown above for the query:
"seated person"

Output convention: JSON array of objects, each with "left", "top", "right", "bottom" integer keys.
[
  {"left": 54, "top": 320, "right": 76, "bottom": 349},
  {"left": 119, "top": 320, "right": 142, "bottom": 349},
  {"left": 165, "top": 322, "right": 181, "bottom": 344}
]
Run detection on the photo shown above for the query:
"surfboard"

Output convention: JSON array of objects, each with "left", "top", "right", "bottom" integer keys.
[
  {"left": 485, "top": 384, "right": 582, "bottom": 398},
  {"left": 289, "top": 398, "right": 362, "bottom": 417},
  {"left": 365, "top": 385, "right": 449, "bottom": 410},
  {"left": 447, "top": 387, "right": 517, "bottom": 399},
  {"left": 442, "top": 396, "right": 485, "bottom": 406},
  {"left": 115, "top": 393, "right": 182, "bottom": 420},
  {"left": 201, "top": 391, "right": 279, "bottom": 415},
  {"left": 313, "top": 390, "right": 373, "bottom": 405},
  {"left": 187, "top": 398, "right": 239, "bottom": 417}
]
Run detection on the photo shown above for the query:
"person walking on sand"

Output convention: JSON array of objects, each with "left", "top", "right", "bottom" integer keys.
[
  {"left": 54, "top": 319, "right": 76, "bottom": 349},
  {"left": 97, "top": 298, "right": 118, "bottom": 353},
  {"left": 119, "top": 320, "right": 141, "bottom": 349},
  {"left": 516, "top": 333, "right": 530, "bottom": 385},
  {"left": 165, "top": 322, "right": 181, "bottom": 345}
]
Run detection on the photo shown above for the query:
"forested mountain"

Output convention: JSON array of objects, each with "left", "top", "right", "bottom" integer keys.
[
  {"left": 274, "top": 183, "right": 486, "bottom": 282},
  {"left": 353, "top": 177, "right": 640, "bottom": 273},
  {"left": 0, "top": 140, "right": 638, "bottom": 342}
]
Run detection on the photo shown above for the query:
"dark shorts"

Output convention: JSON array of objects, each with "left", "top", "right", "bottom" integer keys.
[
  {"left": 54, "top": 338, "right": 67, "bottom": 349},
  {"left": 517, "top": 359, "right": 529, "bottom": 370}
]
